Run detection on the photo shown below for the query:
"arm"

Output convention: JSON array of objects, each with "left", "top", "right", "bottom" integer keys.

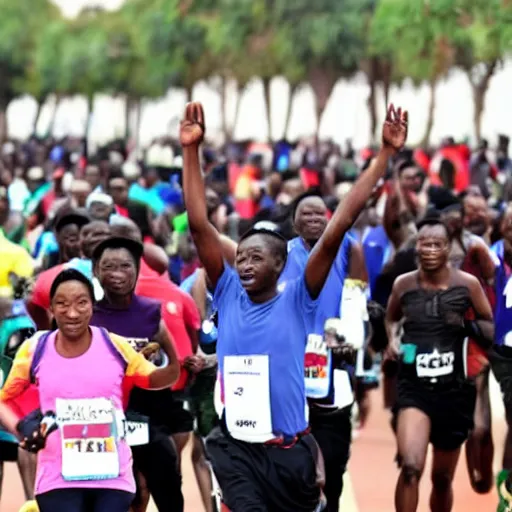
[
  {"left": 348, "top": 241, "right": 368, "bottom": 282},
  {"left": 465, "top": 275, "right": 494, "bottom": 348},
  {"left": 385, "top": 276, "right": 405, "bottom": 355},
  {"left": 306, "top": 105, "right": 408, "bottom": 299},
  {"left": 468, "top": 240, "right": 496, "bottom": 283},
  {"left": 148, "top": 320, "right": 181, "bottom": 389},
  {"left": 181, "top": 103, "right": 224, "bottom": 289}
]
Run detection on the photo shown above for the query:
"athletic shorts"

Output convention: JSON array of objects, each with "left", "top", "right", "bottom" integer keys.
[
  {"left": 36, "top": 488, "right": 134, "bottom": 512},
  {"left": 489, "top": 346, "right": 512, "bottom": 418},
  {"left": 0, "top": 439, "right": 18, "bottom": 462},
  {"left": 309, "top": 406, "right": 351, "bottom": 511},
  {"left": 188, "top": 372, "right": 218, "bottom": 438},
  {"left": 206, "top": 426, "right": 320, "bottom": 512},
  {"left": 392, "top": 377, "right": 476, "bottom": 452}
]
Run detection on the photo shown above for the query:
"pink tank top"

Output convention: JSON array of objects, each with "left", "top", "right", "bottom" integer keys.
[{"left": 34, "top": 327, "right": 135, "bottom": 495}]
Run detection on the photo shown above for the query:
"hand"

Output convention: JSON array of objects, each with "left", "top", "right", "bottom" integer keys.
[
  {"left": 382, "top": 104, "right": 408, "bottom": 153},
  {"left": 183, "top": 355, "right": 205, "bottom": 374},
  {"left": 140, "top": 342, "right": 161, "bottom": 361},
  {"left": 18, "top": 411, "right": 58, "bottom": 453},
  {"left": 383, "top": 342, "right": 399, "bottom": 364},
  {"left": 180, "top": 102, "right": 205, "bottom": 148}
]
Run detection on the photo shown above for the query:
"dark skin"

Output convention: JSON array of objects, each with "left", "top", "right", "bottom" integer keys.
[
  {"left": 108, "top": 177, "right": 129, "bottom": 207},
  {"left": 385, "top": 224, "right": 493, "bottom": 512},
  {"left": 80, "top": 221, "right": 111, "bottom": 259},
  {"left": 57, "top": 223, "right": 82, "bottom": 263},
  {"left": 94, "top": 247, "right": 180, "bottom": 389},
  {"left": 181, "top": 101, "right": 407, "bottom": 303}
]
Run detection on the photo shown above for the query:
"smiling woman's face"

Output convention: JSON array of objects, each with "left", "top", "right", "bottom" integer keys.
[
  {"left": 96, "top": 247, "right": 138, "bottom": 297},
  {"left": 50, "top": 280, "right": 93, "bottom": 340}
]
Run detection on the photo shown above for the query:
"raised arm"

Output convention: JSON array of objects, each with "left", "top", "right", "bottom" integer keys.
[
  {"left": 180, "top": 102, "right": 225, "bottom": 289},
  {"left": 305, "top": 105, "right": 408, "bottom": 298}
]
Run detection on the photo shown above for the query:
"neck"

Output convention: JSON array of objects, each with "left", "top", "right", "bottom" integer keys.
[
  {"left": 56, "top": 328, "right": 92, "bottom": 357},
  {"left": 419, "top": 265, "right": 450, "bottom": 286},
  {"left": 301, "top": 237, "right": 318, "bottom": 252},
  {"left": 104, "top": 291, "right": 133, "bottom": 308},
  {"left": 247, "top": 285, "right": 278, "bottom": 304}
]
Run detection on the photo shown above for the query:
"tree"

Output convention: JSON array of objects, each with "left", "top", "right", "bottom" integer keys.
[
  {"left": 370, "top": 0, "right": 461, "bottom": 146},
  {"left": 0, "top": 0, "right": 58, "bottom": 140},
  {"left": 454, "top": 0, "right": 512, "bottom": 141},
  {"left": 276, "top": 0, "right": 373, "bottom": 135}
]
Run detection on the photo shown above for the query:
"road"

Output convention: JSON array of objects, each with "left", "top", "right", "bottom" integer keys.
[{"left": 1, "top": 376, "right": 506, "bottom": 511}]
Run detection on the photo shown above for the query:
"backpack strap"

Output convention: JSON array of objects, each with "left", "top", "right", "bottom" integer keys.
[
  {"left": 98, "top": 328, "right": 128, "bottom": 373},
  {"left": 29, "top": 331, "right": 52, "bottom": 384}
]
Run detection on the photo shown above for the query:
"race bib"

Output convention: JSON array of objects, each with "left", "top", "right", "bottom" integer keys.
[
  {"left": 304, "top": 334, "right": 331, "bottom": 399},
  {"left": 333, "top": 369, "right": 354, "bottom": 409},
  {"left": 124, "top": 420, "right": 149, "bottom": 446},
  {"left": 56, "top": 397, "right": 120, "bottom": 481},
  {"left": 223, "top": 355, "right": 273, "bottom": 443},
  {"left": 416, "top": 349, "right": 455, "bottom": 378}
]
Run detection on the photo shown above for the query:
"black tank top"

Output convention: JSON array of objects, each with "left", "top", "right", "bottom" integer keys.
[{"left": 399, "top": 284, "right": 471, "bottom": 383}]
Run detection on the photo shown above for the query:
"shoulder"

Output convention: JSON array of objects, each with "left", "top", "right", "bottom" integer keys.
[
  {"left": 133, "top": 294, "right": 161, "bottom": 309},
  {"left": 453, "top": 268, "right": 480, "bottom": 289},
  {"left": 392, "top": 271, "right": 417, "bottom": 295}
]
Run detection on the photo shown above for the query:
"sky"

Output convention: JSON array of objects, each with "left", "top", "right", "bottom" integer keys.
[{"left": 52, "top": 0, "right": 124, "bottom": 18}]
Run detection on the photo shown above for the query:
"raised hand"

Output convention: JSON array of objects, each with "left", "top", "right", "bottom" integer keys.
[
  {"left": 180, "top": 102, "right": 205, "bottom": 148},
  {"left": 382, "top": 104, "right": 408, "bottom": 153}
]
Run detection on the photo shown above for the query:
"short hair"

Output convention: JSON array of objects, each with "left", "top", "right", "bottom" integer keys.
[
  {"left": 239, "top": 222, "right": 287, "bottom": 264},
  {"left": 290, "top": 188, "right": 324, "bottom": 221},
  {"left": 416, "top": 216, "right": 450, "bottom": 239},
  {"left": 92, "top": 236, "right": 144, "bottom": 269},
  {"left": 50, "top": 268, "right": 94, "bottom": 303}
]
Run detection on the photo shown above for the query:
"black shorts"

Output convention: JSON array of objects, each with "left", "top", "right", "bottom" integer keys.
[
  {"left": 0, "top": 439, "right": 18, "bottom": 462},
  {"left": 392, "top": 377, "right": 476, "bottom": 452},
  {"left": 309, "top": 406, "right": 351, "bottom": 511},
  {"left": 128, "top": 388, "right": 193, "bottom": 435},
  {"left": 206, "top": 426, "right": 320, "bottom": 512},
  {"left": 489, "top": 346, "right": 512, "bottom": 419},
  {"left": 36, "top": 488, "right": 134, "bottom": 512},
  {"left": 188, "top": 372, "right": 218, "bottom": 438},
  {"left": 132, "top": 437, "right": 184, "bottom": 512}
]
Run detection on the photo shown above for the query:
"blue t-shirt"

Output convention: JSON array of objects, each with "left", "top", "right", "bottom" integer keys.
[
  {"left": 279, "top": 236, "right": 353, "bottom": 402},
  {"left": 214, "top": 265, "right": 317, "bottom": 437}
]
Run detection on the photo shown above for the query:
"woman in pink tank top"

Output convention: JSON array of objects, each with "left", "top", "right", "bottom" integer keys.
[{"left": 0, "top": 268, "right": 179, "bottom": 512}]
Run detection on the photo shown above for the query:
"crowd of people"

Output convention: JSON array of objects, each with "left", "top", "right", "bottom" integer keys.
[{"left": 0, "top": 99, "right": 510, "bottom": 512}]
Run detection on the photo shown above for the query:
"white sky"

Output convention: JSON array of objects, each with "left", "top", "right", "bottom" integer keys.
[{"left": 52, "top": 0, "right": 125, "bottom": 18}]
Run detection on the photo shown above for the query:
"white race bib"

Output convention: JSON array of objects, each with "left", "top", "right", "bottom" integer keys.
[
  {"left": 333, "top": 369, "right": 354, "bottom": 409},
  {"left": 305, "top": 334, "right": 331, "bottom": 399},
  {"left": 223, "top": 355, "right": 273, "bottom": 443},
  {"left": 56, "top": 397, "right": 120, "bottom": 481},
  {"left": 416, "top": 349, "right": 454, "bottom": 378},
  {"left": 124, "top": 420, "right": 149, "bottom": 446}
]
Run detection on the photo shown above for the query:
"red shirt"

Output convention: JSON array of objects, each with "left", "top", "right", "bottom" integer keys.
[
  {"left": 135, "top": 272, "right": 201, "bottom": 391},
  {"left": 31, "top": 264, "right": 66, "bottom": 310}
]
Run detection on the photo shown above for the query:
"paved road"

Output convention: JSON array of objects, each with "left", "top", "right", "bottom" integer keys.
[{"left": 2, "top": 377, "right": 506, "bottom": 511}]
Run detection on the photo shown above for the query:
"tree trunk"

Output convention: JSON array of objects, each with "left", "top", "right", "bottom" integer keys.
[
  {"left": 380, "top": 59, "right": 392, "bottom": 106},
  {"left": 32, "top": 100, "right": 44, "bottom": 136},
  {"left": 0, "top": 108, "right": 7, "bottom": 143},
  {"left": 125, "top": 96, "right": 132, "bottom": 139},
  {"left": 262, "top": 77, "right": 272, "bottom": 142},
  {"left": 135, "top": 100, "right": 142, "bottom": 150},
  {"left": 219, "top": 76, "right": 229, "bottom": 142},
  {"left": 367, "top": 78, "right": 377, "bottom": 145},
  {"left": 308, "top": 67, "right": 337, "bottom": 137},
  {"left": 283, "top": 83, "right": 298, "bottom": 141},
  {"left": 229, "top": 85, "right": 244, "bottom": 141},
  {"left": 421, "top": 79, "right": 437, "bottom": 147},
  {"left": 468, "top": 60, "right": 498, "bottom": 143},
  {"left": 47, "top": 94, "right": 61, "bottom": 138},
  {"left": 184, "top": 85, "right": 193, "bottom": 103}
]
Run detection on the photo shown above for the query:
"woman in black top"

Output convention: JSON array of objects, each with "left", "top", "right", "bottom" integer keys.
[{"left": 385, "top": 218, "right": 493, "bottom": 512}]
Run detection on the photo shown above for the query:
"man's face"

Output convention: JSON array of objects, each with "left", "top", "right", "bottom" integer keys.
[
  {"left": 109, "top": 178, "right": 128, "bottom": 206},
  {"left": 463, "top": 196, "right": 489, "bottom": 237},
  {"left": 399, "top": 167, "right": 422, "bottom": 193},
  {"left": 85, "top": 166, "right": 101, "bottom": 189},
  {"left": 57, "top": 224, "right": 81, "bottom": 261}
]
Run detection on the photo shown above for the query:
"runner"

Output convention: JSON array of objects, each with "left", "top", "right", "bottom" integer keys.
[
  {"left": 489, "top": 206, "right": 512, "bottom": 511},
  {"left": 181, "top": 101, "right": 408, "bottom": 511},
  {"left": 278, "top": 191, "right": 369, "bottom": 511},
  {"left": 91, "top": 236, "right": 184, "bottom": 512},
  {"left": 0, "top": 268, "right": 179, "bottom": 511},
  {"left": 385, "top": 217, "right": 494, "bottom": 512}
]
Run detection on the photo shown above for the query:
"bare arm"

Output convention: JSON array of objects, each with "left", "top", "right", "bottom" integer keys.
[
  {"left": 466, "top": 275, "right": 494, "bottom": 348},
  {"left": 348, "top": 242, "right": 368, "bottom": 282},
  {"left": 181, "top": 103, "right": 224, "bottom": 289},
  {"left": 0, "top": 402, "right": 22, "bottom": 437},
  {"left": 148, "top": 320, "right": 181, "bottom": 389},
  {"left": 305, "top": 105, "right": 407, "bottom": 299}
]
